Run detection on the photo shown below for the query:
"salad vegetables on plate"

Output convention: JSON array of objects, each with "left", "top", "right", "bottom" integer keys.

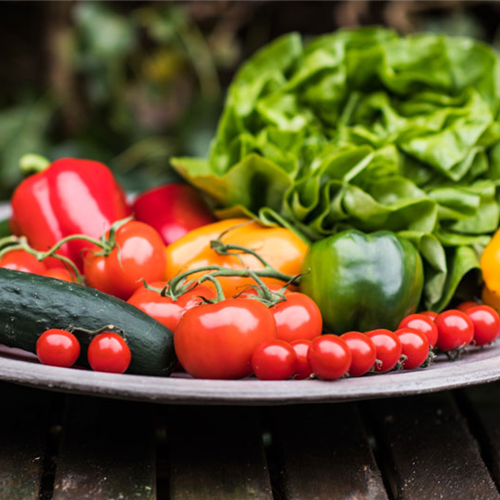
[{"left": 1, "top": 27, "right": 500, "bottom": 384}]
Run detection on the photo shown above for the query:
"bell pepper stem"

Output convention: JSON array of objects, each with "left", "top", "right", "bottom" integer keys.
[{"left": 19, "top": 154, "right": 50, "bottom": 174}]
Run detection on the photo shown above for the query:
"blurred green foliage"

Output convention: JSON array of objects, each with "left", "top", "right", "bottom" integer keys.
[{"left": 0, "top": 0, "right": 500, "bottom": 199}]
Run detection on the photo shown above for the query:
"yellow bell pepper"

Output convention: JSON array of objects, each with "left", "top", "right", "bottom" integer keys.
[{"left": 480, "top": 231, "right": 500, "bottom": 311}]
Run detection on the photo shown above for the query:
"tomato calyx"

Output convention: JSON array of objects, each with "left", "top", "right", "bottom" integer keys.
[{"left": 444, "top": 347, "right": 466, "bottom": 362}]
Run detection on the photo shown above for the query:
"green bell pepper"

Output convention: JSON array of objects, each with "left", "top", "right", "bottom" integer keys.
[{"left": 300, "top": 230, "right": 424, "bottom": 334}]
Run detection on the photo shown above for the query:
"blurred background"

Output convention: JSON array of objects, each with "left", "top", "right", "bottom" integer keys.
[{"left": 2, "top": 0, "right": 500, "bottom": 199}]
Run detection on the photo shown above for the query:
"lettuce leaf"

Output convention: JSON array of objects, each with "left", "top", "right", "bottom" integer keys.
[{"left": 172, "top": 28, "right": 500, "bottom": 310}]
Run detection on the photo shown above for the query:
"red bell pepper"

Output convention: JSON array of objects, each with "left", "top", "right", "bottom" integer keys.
[
  {"left": 10, "top": 158, "right": 130, "bottom": 269},
  {"left": 131, "top": 183, "right": 215, "bottom": 246}
]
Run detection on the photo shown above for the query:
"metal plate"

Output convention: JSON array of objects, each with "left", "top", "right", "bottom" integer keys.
[{"left": 1, "top": 343, "right": 500, "bottom": 405}]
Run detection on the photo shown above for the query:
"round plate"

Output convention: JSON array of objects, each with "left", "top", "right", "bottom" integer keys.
[{"left": 1, "top": 343, "right": 500, "bottom": 405}]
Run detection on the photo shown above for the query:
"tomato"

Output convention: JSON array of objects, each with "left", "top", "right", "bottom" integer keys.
[
  {"left": 396, "top": 328, "right": 429, "bottom": 370},
  {"left": 420, "top": 311, "right": 438, "bottom": 321},
  {"left": 0, "top": 249, "right": 47, "bottom": 275},
  {"left": 308, "top": 335, "right": 352, "bottom": 381},
  {"left": 366, "top": 329, "right": 402, "bottom": 373},
  {"left": 127, "top": 282, "right": 216, "bottom": 331},
  {"left": 43, "top": 267, "right": 76, "bottom": 282},
  {"left": 174, "top": 299, "right": 277, "bottom": 379},
  {"left": 435, "top": 309, "right": 474, "bottom": 352},
  {"left": 36, "top": 329, "right": 80, "bottom": 368},
  {"left": 87, "top": 332, "right": 131, "bottom": 374},
  {"left": 466, "top": 305, "right": 500, "bottom": 346},
  {"left": 251, "top": 340, "right": 297, "bottom": 380},
  {"left": 271, "top": 292, "right": 322, "bottom": 343},
  {"left": 83, "top": 253, "right": 114, "bottom": 294},
  {"left": 165, "top": 218, "right": 308, "bottom": 298},
  {"left": 340, "top": 331, "right": 376, "bottom": 376},
  {"left": 398, "top": 314, "right": 438, "bottom": 347},
  {"left": 290, "top": 340, "right": 313, "bottom": 380},
  {"left": 84, "top": 221, "right": 167, "bottom": 300},
  {"left": 457, "top": 301, "right": 477, "bottom": 313}
]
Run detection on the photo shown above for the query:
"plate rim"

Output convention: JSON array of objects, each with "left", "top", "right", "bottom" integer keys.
[{"left": 1, "top": 345, "right": 500, "bottom": 405}]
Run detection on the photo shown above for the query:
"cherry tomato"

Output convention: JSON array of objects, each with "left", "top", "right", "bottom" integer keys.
[
  {"left": 174, "top": 299, "right": 277, "bottom": 379},
  {"left": 420, "top": 311, "right": 438, "bottom": 321},
  {"left": 435, "top": 309, "right": 474, "bottom": 352},
  {"left": 43, "top": 267, "right": 76, "bottom": 282},
  {"left": 128, "top": 282, "right": 216, "bottom": 331},
  {"left": 398, "top": 314, "right": 439, "bottom": 347},
  {"left": 396, "top": 328, "right": 429, "bottom": 370},
  {"left": 0, "top": 249, "right": 47, "bottom": 275},
  {"left": 457, "top": 301, "right": 478, "bottom": 313},
  {"left": 87, "top": 332, "right": 131, "bottom": 374},
  {"left": 466, "top": 305, "right": 500, "bottom": 346},
  {"left": 36, "top": 329, "right": 80, "bottom": 368},
  {"left": 290, "top": 340, "right": 313, "bottom": 380},
  {"left": 84, "top": 221, "right": 167, "bottom": 300},
  {"left": 341, "top": 331, "right": 376, "bottom": 376},
  {"left": 271, "top": 292, "right": 322, "bottom": 343},
  {"left": 366, "top": 329, "right": 402, "bottom": 373},
  {"left": 308, "top": 335, "right": 352, "bottom": 381},
  {"left": 251, "top": 340, "right": 297, "bottom": 380}
]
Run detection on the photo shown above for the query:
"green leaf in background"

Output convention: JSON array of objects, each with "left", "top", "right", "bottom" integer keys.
[{"left": 172, "top": 27, "right": 500, "bottom": 310}]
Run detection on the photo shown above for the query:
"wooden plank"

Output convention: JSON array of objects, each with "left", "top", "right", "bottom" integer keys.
[
  {"left": 460, "top": 382, "right": 500, "bottom": 489},
  {"left": 0, "top": 382, "right": 54, "bottom": 500},
  {"left": 367, "top": 392, "right": 499, "bottom": 500},
  {"left": 53, "top": 395, "right": 156, "bottom": 500},
  {"left": 269, "top": 404, "right": 388, "bottom": 500},
  {"left": 168, "top": 406, "right": 273, "bottom": 500}
]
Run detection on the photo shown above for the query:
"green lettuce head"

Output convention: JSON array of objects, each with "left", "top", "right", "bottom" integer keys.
[{"left": 172, "top": 28, "right": 500, "bottom": 310}]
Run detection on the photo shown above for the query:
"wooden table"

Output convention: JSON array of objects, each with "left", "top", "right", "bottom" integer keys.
[{"left": 2, "top": 381, "right": 500, "bottom": 499}]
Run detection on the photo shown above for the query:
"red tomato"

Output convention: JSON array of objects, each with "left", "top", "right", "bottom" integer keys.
[
  {"left": 0, "top": 249, "right": 47, "bottom": 275},
  {"left": 435, "top": 309, "right": 474, "bottom": 352},
  {"left": 43, "top": 267, "right": 76, "bottom": 282},
  {"left": 36, "top": 329, "right": 80, "bottom": 367},
  {"left": 366, "top": 329, "right": 402, "bottom": 373},
  {"left": 83, "top": 253, "right": 114, "bottom": 294},
  {"left": 87, "top": 332, "right": 131, "bottom": 374},
  {"left": 290, "top": 340, "right": 313, "bottom": 380},
  {"left": 131, "top": 184, "right": 216, "bottom": 246},
  {"left": 174, "top": 299, "right": 277, "bottom": 379},
  {"left": 396, "top": 328, "right": 429, "bottom": 370},
  {"left": 128, "top": 282, "right": 216, "bottom": 331},
  {"left": 466, "top": 305, "right": 500, "bottom": 346},
  {"left": 398, "top": 314, "right": 439, "bottom": 348},
  {"left": 308, "top": 335, "right": 352, "bottom": 381},
  {"left": 420, "top": 311, "right": 438, "bottom": 321},
  {"left": 251, "top": 340, "right": 297, "bottom": 380},
  {"left": 84, "top": 221, "right": 167, "bottom": 300},
  {"left": 457, "top": 301, "right": 477, "bottom": 313},
  {"left": 341, "top": 331, "right": 376, "bottom": 376},
  {"left": 271, "top": 292, "right": 322, "bottom": 343}
]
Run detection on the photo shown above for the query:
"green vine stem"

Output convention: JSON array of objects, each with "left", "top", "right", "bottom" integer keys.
[
  {"left": 168, "top": 264, "right": 298, "bottom": 300},
  {"left": 0, "top": 217, "right": 135, "bottom": 284},
  {"left": 0, "top": 236, "right": 83, "bottom": 284}
]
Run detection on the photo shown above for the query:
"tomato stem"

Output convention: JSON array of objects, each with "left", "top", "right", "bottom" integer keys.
[
  {"left": 0, "top": 237, "right": 83, "bottom": 284},
  {"left": 199, "top": 274, "right": 226, "bottom": 302}
]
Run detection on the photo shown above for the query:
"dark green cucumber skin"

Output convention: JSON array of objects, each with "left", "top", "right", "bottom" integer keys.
[{"left": 0, "top": 269, "right": 177, "bottom": 376}]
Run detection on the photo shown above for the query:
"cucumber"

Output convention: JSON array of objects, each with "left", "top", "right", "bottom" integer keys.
[{"left": 0, "top": 268, "right": 176, "bottom": 376}]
